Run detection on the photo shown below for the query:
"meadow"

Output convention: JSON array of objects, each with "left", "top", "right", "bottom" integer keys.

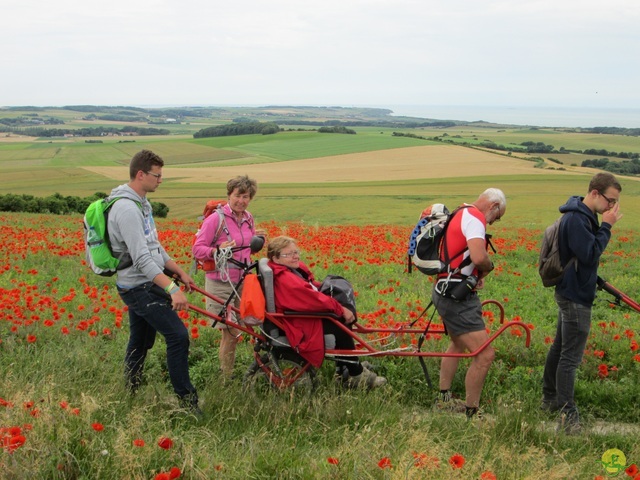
[
  {"left": 1, "top": 107, "right": 640, "bottom": 479},
  {"left": 1, "top": 210, "right": 640, "bottom": 480}
]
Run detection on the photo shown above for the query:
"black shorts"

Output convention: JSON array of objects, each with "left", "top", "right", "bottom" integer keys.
[{"left": 431, "top": 288, "right": 485, "bottom": 336}]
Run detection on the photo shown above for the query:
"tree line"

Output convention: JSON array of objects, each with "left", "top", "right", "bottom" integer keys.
[
  {"left": 317, "top": 126, "right": 356, "bottom": 134},
  {"left": 276, "top": 119, "right": 459, "bottom": 128},
  {"left": 0, "top": 193, "right": 169, "bottom": 217},
  {"left": 0, "top": 116, "right": 64, "bottom": 126},
  {"left": 193, "top": 122, "right": 280, "bottom": 138},
  {"left": 0, "top": 126, "right": 171, "bottom": 137},
  {"left": 581, "top": 158, "right": 640, "bottom": 175}
]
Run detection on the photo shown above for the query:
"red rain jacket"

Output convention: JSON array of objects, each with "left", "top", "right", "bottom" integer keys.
[{"left": 268, "top": 260, "right": 344, "bottom": 367}]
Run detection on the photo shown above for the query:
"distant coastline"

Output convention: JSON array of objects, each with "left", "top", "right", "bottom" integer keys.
[
  {"left": 135, "top": 103, "right": 639, "bottom": 129},
  {"left": 2, "top": 103, "right": 638, "bottom": 130},
  {"left": 383, "top": 105, "right": 640, "bottom": 129}
]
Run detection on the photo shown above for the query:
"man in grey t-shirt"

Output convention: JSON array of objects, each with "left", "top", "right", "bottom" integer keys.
[{"left": 109, "top": 150, "right": 200, "bottom": 416}]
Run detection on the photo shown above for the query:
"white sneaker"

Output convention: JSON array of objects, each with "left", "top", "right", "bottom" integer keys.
[{"left": 344, "top": 367, "right": 387, "bottom": 389}]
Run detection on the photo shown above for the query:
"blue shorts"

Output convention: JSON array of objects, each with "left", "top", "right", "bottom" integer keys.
[{"left": 431, "top": 288, "right": 485, "bottom": 336}]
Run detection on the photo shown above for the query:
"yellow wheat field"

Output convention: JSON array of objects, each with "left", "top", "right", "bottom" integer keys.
[{"left": 82, "top": 145, "right": 583, "bottom": 184}]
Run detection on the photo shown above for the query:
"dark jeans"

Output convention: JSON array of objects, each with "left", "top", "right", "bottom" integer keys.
[
  {"left": 542, "top": 292, "right": 592, "bottom": 415},
  {"left": 118, "top": 282, "right": 197, "bottom": 404},
  {"left": 323, "top": 320, "right": 363, "bottom": 376}
]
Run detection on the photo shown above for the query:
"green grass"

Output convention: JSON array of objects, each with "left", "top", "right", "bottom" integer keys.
[{"left": 2, "top": 211, "right": 640, "bottom": 479}]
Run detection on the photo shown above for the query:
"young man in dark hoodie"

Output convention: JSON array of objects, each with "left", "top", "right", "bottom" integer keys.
[
  {"left": 542, "top": 172, "right": 622, "bottom": 434},
  {"left": 108, "top": 150, "right": 200, "bottom": 416}
]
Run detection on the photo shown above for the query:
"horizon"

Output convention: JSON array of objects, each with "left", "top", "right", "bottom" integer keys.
[{"left": 2, "top": 103, "right": 639, "bottom": 129}]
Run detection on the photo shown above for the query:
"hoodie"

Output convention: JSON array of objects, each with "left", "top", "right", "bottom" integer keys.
[
  {"left": 556, "top": 195, "right": 612, "bottom": 306},
  {"left": 107, "top": 184, "right": 171, "bottom": 288}
]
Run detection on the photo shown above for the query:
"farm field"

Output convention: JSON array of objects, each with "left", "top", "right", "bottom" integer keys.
[
  {"left": 2, "top": 111, "right": 639, "bottom": 224},
  {"left": 1, "top": 106, "right": 640, "bottom": 477}
]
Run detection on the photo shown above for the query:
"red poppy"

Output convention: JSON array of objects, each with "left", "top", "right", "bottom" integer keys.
[
  {"left": 26, "top": 334, "right": 36, "bottom": 343},
  {"left": 481, "top": 471, "right": 497, "bottom": 480},
  {"left": 449, "top": 453, "right": 465, "bottom": 469},
  {"left": 169, "top": 467, "right": 181, "bottom": 479},
  {"left": 377, "top": 457, "right": 392, "bottom": 469},
  {"left": 626, "top": 464, "right": 639, "bottom": 476},
  {"left": 91, "top": 423, "right": 104, "bottom": 432},
  {"left": 4, "top": 434, "right": 26, "bottom": 452},
  {"left": 154, "top": 474, "right": 170, "bottom": 480},
  {"left": 327, "top": 457, "right": 339, "bottom": 465},
  {"left": 158, "top": 437, "right": 174, "bottom": 450},
  {"left": 598, "top": 364, "right": 609, "bottom": 378},
  {"left": 133, "top": 439, "right": 145, "bottom": 447}
]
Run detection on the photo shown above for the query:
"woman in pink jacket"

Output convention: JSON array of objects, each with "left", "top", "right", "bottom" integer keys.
[
  {"left": 267, "top": 236, "right": 387, "bottom": 389},
  {"left": 192, "top": 175, "right": 261, "bottom": 380}
]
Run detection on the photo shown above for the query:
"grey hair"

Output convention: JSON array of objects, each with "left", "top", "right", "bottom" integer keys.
[{"left": 480, "top": 188, "right": 506, "bottom": 209}]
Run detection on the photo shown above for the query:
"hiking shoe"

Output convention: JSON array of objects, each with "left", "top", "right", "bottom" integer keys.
[
  {"left": 466, "top": 407, "right": 487, "bottom": 422},
  {"left": 540, "top": 399, "right": 559, "bottom": 413},
  {"left": 434, "top": 397, "right": 467, "bottom": 413},
  {"left": 556, "top": 411, "right": 581, "bottom": 435},
  {"left": 344, "top": 367, "right": 387, "bottom": 389}
]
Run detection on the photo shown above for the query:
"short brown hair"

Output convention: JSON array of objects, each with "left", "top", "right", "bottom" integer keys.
[
  {"left": 589, "top": 172, "right": 622, "bottom": 194},
  {"left": 129, "top": 150, "right": 164, "bottom": 179},
  {"left": 267, "top": 236, "right": 297, "bottom": 260},
  {"left": 227, "top": 175, "right": 258, "bottom": 199}
]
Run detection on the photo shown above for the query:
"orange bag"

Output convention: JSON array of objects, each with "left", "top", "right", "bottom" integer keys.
[{"left": 240, "top": 274, "right": 266, "bottom": 326}]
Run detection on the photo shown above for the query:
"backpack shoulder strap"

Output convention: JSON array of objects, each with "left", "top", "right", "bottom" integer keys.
[
  {"left": 107, "top": 196, "right": 142, "bottom": 213},
  {"left": 212, "top": 206, "right": 229, "bottom": 244},
  {"left": 441, "top": 205, "right": 473, "bottom": 267}
]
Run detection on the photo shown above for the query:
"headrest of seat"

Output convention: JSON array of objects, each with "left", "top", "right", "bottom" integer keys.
[{"left": 258, "top": 258, "right": 276, "bottom": 313}]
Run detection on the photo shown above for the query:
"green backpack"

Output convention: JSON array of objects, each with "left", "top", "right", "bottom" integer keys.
[{"left": 83, "top": 197, "right": 140, "bottom": 276}]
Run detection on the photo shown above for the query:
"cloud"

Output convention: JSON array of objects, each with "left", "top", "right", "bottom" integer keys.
[{"left": 2, "top": 0, "right": 639, "bottom": 107}]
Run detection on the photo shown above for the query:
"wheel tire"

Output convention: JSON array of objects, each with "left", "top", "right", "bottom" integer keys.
[{"left": 243, "top": 349, "right": 317, "bottom": 393}]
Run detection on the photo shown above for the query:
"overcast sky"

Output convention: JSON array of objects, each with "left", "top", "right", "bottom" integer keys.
[{"left": 3, "top": 0, "right": 639, "bottom": 110}]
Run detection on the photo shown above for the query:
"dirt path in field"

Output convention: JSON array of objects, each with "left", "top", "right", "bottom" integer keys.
[{"left": 83, "top": 145, "right": 584, "bottom": 183}]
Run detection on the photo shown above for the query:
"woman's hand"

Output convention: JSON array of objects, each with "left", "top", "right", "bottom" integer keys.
[{"left": 255, "top": 228, "right": 268, "bottom": 242}]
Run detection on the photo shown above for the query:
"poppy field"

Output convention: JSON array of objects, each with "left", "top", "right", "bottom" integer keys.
[{"left": 2, "top": 211, "right": 640, "bottom": 479}]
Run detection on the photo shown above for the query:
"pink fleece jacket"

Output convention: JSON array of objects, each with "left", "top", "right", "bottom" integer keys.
[{"left": 192, "top": 204, "right": 255, "bottom": 283}]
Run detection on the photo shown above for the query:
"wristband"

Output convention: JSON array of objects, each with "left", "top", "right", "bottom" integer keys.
[
  {"left": 168, "top": 285, "right": 181, "bottom": 295},
  {"left": 164, "top": 281, "right": 177, "bottom": 294}
]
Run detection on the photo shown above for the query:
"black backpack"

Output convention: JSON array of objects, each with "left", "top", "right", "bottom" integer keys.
[
  {"left": 320, "top": 275, "right": 357, "bottom": 321},
  {"left": 538, "top": 215, "right": 577, "bottom": 287}
]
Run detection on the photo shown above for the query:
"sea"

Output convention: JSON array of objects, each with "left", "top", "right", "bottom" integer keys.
[{"left": 383, "top": 105, "right": 639, "bottom": 129}]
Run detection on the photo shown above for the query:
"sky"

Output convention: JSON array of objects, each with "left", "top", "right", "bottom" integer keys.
[{"left": 3, "top": 0, "right": 639, "bottom": 110}]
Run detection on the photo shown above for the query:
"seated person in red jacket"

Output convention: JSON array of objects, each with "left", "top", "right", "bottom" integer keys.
[{"left": 267, "top": 235, "right": 386, "bottom": 389}]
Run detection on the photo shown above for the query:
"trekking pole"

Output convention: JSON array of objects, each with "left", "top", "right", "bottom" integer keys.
[
  {"left": 416, "top": 301, "right": 437, "bottom": 389},
  {"left": 597, "top": 276, "right": 640, "bottom": 314}
]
